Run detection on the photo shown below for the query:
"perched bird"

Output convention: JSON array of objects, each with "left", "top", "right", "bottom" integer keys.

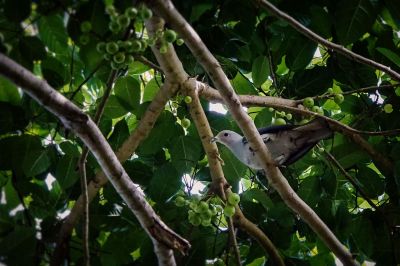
[{"left": 211, "top": 118, "right": 332, "bottom": 169}]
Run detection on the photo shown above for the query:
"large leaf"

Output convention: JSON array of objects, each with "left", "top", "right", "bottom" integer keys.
[
  {"left": 0, "top": 226, "right": 37, "bottom": 265},
  {"left": 0, "top": 135, "right": 50, "bottom": 177},
  {"left": 147, "top": 163, "right": 182, "bottom": 203},
  {"left": 170, "top": 136, "right": 202, "bottom": 175},
  {"left": 55, "top": 155, "right": 79, "bottom": 190},
  {"left": 252, "top": 55, "right": 270, "bottom": 87},
  {"left": 114, "top": 76, "right": 141, "bottom": 113},
  {"left": 357, "top": 166, "right": 384, "bottom": 198},
  {"left": 0, "top": 76, "right": 21, "bottom": 104},
  {"left": 231, "top": 72, "right": 258, "bottom": 95},
  {"left": 220, "top": 147, "right": 248, "bottom": 189},
  {"left": 0, "top": 102, "right": 28, "bottom": 134},
  {"left": 335, "top": 0, "right": 379, "bottom": 45},
  {"left": 286, "top": 36, "right": 317, "bottom": 71},
  {"left": 376, "top": 47, "right": 400, "bottom": 68},
  {"left": 38, "top": 15, "right": 69, "bottom": 55},
  {"left": 103, "top": 95, "right": 129, "bottom": 118}
]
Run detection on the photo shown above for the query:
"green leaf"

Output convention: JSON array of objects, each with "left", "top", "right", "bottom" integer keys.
[
  {"left": 170, "top": 136, "right": 202, "bottom": 175},
  {"left": 124, "top": 160, "right": 153, "bottom": 187},
  {"left": 109, "top": 119, "right": 129, "bottom": 151},
  {"left": 143, "top": 76, "right": 162, "bottom": 102},
  {"left": 0, "top": 76, "right": 21, "bottom": 104},
  {"left": 335, "top": 0, "right": 378, "bottom": 45},
  {"left": 292, "top": 67, "right": 332, "bottom": 97},
  {"left": 0, "top": 226, "right": 37, "bottom": 265},
  {"left": 298, "top": 176, "right": 322, "bottom": 207},
  {"left": 138, "top": 112, "right": 183, "bottom": 155},
  {"left": 286, "top": 36, "right": 317, "bottom": 71},
  {"left": 147, "top": 163, "right": 181, "bottom": 203},
  {"left": 55, "top": 155, "right": 79, "bottom": 190},
  {"left": 114, "top": 76, "right": 141, "bottom": 113},
  {"left": 231, "top": 72, "right": 258, "bottom": 95},
  {"left": 19, "top": 36, "right": 47, "bottom": 62},
  {"left": 104, "top": 95, "right": 129, "bottom": 118},
  {"left": 254, "top": 108, "right": 273, "bottom": 128},
  {"left": 41, "top": 56, "right": 70, "bottom": 88},
  {"left": 220, "top": 147, "right": 247, "bottom": 188},
  {"left": 0, "top": 135, "right": 50, "bottom": 176},
  {"left": 38, "top": 15, "right": 69, "bottom": 55},
  {"left": 0, "top": 102, "right": 28, "bottom": 134},
  {"left": 251, "top": 55, "right": 270, "bottom": 87},
  {"left": 241, "top": 188, "right": 273, "bottom": 211},
  {"left": 376, "top": 47, "right": 400, "bottom": 68},
  {"left": 357, "top": 166, "right": 384, "bottom": 198}
]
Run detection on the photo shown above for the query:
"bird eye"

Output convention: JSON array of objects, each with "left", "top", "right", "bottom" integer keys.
[{"left": 224, "top": 132, "right": 229, "bottom": 137}]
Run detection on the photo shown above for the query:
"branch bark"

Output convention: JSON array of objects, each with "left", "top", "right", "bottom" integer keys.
[
  {"left": 147, "top": 1, "right": 357, "bottom": 265},
  {"left": 0, "top": 53, "right": 190, "bottom": 265},
  {"left": 252, "top": 0, "right": 400, "bottom": 82},
  {"left": 184, "top": 79, "right": 284, "bottom": 265}
]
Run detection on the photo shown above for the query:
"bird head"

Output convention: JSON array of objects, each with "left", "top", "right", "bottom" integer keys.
[{"left": 210, "top": 130, "right": 242, "bottom": 146}]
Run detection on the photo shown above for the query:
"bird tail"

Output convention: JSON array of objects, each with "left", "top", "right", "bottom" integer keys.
[{"left": 295, "top": 118, "right": 333, "bottom": 143}]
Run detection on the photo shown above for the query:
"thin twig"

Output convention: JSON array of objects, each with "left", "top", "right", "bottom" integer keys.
[
  {"left": 253, "top": 0, "right": 400, "bottom": 82},
  {"left": 135, "top": 55, "right": 164, "bottom": 73},
  {"left": 227, "top": 218, "right": 242, "bottom": 266}
]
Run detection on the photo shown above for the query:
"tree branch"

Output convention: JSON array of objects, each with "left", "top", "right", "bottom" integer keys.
[
  {"left": 253, "top": 0, "right": 400, "bottom": 82},
  {"left": 0, "top": 53, "right": 190, "bottom": 265},
  {"left": 147, "top": 1, "right": 357, "bottom": 265},
  {"left": 184, "top": 79, "right": 284, "bottom": 265}
]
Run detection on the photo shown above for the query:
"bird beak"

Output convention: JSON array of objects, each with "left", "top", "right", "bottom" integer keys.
[{"left": 210, "top": 136, "right": 218, "bottom": 143}]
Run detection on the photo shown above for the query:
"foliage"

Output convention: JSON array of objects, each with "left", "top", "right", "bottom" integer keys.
[{"left": 0, "top": 0, "right": 399, "bottom": 265}]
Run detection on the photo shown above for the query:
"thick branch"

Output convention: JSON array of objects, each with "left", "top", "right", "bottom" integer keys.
[
  {"left": 253, "top": 0, "right": 400, "bottom": 82},
  {"left": 0, "top": 53, "right": 189, "bottom": 265},
  {"left": 197, "top": 82, "right": 297, "bottom": 107},
  {"left": 184, "top": 79, "right": 284, "bottom": 265},
  {"left": 148, "top": 1, "right": 357, "bottom": 265}
]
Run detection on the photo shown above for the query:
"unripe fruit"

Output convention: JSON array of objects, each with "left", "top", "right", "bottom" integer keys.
[
  {"left": 140, "top": 7, "right": 153, "bottom": 20},
  {"left": 312, "top": 106, "right": 324, "bottom": 115},
  {"left": 130, "top": 40, "right": 142, "bottom": 52},
  {"left": 125, "top": 7, "right": 138, "bottom": 19},
  {"left": 181, "top": 118, "right": 191, "bottom": 128},
  {"left": 197, "top": 201, "right": 209, "bottom": 213},
  {"left": 79, "top": 35, "right": 90, "bottom": 45},
  {"left": 113, "top": 52, "right": 125, "bottom": 64},
  {"left": 117, "top": 14, "right": 130, "bottom": 28},
  {"left": 80, "top": 21, "right": 92, "bottom": 33},
  {"left": 268, "top": 107, "right": 274, "bottom": 112},
  {"left": 286, "top": 113, "right": 292, "bottom": 120},
  {"left": 201, "top": 218, "right": 211, "bottom": 227},
  {"left": 224, "top": 205, "right": 235, "bottom": 217},
  {"left": 184, "top": 96, "right": 192, "bottom": 104},
  {"left": 176, "top": 38, "right": 184, "bottom": 46},
  {"left": 147, "top": 38, "right": 156, "bottom": 46},
  {"left": 105, "top": 5, "right": 116, "bottom": 15},
  {"left": 327, "top": 88, "right": 333, "bottom": 93},
  {"left": 303, "top": 97, "right": 314, "bottom": 108},
  {"left": 174, "top": 196, "right": 186, "bottom": 207},
  {"left": 227, "top": 193, "right": 240, "bottom": 206},
  {"left": 274, "top": 118, "right": 286, "bottom": 125},
  {"left": 96, "top": 42, "right": 106, "bottom": 53},
  {"left": 164, "top": 29, "right": 177, "bottom": 43},
  {"left": 159, "top": 45, "right": 168, "bottom": 54},
  {"left": 384, "top": 104, "right": 393, "bottom": 114},
  {"left": 106, "top": 42, "right": 119, "bottom": 54},
  {"left": 103, "top": 53, "right": 112, "bottom": 61},
  {"left": 334, "top": 94, "right": 344, "bottom": 104},
  {"left": 189, "top": 215, "right": 201, "bottom": 226},
  {"left": 109, "top": 21, "right": 121, "bottom": 33},
  {"left": 110, "top": 61, "right": 122, "bottom": 70}
]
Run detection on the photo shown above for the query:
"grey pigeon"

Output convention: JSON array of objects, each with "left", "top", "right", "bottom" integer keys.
[{"left": 211, "top": 118, "right": 332, "bottom": 169}]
